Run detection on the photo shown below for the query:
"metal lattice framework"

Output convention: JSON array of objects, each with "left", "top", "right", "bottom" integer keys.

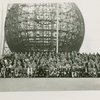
[{"left": 5, "top": 2, "right": 85, "bottom": 53}]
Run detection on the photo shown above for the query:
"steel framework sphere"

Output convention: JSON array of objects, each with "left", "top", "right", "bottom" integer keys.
[{"left": 5, "top": 3, "right": 85, "bottom": 53}]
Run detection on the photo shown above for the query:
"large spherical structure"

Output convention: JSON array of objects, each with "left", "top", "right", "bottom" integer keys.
[{"left": 5, "top": 3, "right": 85, "bottom": 53}]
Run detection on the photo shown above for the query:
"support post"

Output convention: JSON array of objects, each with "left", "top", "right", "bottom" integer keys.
[
  {"left": 2, "top": 4, "right": 11, "bottom": 56},
  {"left": 56, "top": 3, "right": 59, "bottom": 54}
]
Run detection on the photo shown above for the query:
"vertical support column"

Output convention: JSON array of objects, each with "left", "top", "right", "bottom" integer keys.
[
  {"left": 56, "top": 3, "right": 59, "bottom": 54},
  {"left": 2, "top": 4, "right": 11, "bottom": 56},
  {"left": 1, "top": 3, "right": 5, "bottom": 56}
]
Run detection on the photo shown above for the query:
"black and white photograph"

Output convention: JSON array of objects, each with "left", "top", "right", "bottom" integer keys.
[{"left": 0, "top": 0, "right": 100, "bottom": 91}]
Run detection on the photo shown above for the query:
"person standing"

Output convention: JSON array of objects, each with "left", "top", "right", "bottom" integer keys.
[
  {"left": 1, "top": 66, "right": 6, "bottom": 78},
  {"left": 27, "top": 62, "right": 33, "bottom": 78}
]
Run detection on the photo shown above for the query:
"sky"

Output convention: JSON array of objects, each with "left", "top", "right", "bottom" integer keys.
[{"left": 0, "top": 0, "right": 100, "bottom": 57}]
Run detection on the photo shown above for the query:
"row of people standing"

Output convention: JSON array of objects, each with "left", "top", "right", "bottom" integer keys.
[{"left": 0, "top": 51, "right": 100, "bottom": 78}]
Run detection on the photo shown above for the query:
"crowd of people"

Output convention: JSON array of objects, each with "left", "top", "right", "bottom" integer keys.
[{"left": 0, "top": 51, "right": 100, "bottom": 78}]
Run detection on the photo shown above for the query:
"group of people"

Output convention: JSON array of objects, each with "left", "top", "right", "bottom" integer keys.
[{"left": 0, "top": 51, "right": 100, "bottom": 78}]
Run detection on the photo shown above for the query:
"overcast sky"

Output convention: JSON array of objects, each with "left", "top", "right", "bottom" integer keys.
[{"left": 0, "top": 0, "right": 100, "bottom": 56}]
